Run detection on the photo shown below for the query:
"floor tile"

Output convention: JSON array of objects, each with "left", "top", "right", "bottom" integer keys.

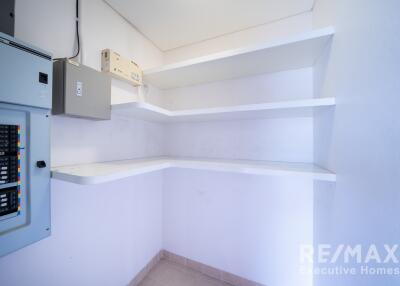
[
  {"left": 194, "top": 274, "right": 233, "bottom": 286},
  {"left": 148, "top": 260, "right": 196, "bottom": 286},
  {"left": 139, "top": 259, "right": 234, "bottom": 286},
  {"left": 138, "top": 277, "right": 159, "bottom": 286}
]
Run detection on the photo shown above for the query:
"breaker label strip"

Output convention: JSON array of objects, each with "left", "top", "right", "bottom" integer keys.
[{"left": 17, "top": 126, "right": 20, "bottom": 215}]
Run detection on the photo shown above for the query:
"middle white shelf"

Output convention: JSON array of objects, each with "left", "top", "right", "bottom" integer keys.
[
  {"left": 51, "top": 157, "right": 336, "bottom": 185},
  {"left": 112, "top": 97, "right": 335, "bottom": 122}
]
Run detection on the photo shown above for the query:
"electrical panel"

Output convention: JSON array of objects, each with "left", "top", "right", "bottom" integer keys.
[
  {"left": 53, "top": 59, "right": 111, "bottom": 120},
  {"left": 101, "top": 49, "right": 143, "bottom": 86},
  {"left": 0, "top": 32, "right": 52, "bottom": 257}
]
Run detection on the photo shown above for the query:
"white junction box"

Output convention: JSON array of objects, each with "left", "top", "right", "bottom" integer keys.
[{"left": 101, "top": 49, "right": 143, "bottom": 86}]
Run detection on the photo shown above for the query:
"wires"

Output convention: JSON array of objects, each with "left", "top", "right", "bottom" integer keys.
[
  {"left": 54, "top": 0, "right": 80, "bottom": 61},
  {"left": 69, "top": 0, "right": 80, "bottom": 59}
]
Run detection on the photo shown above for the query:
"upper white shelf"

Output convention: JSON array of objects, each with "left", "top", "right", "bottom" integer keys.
[
  {"left": 112, "top": 97, "right": 336, "bottom": 122},
  {"left": 144, "top": 27, "right": 335, "bottom": 89},
  {"left": 51, "top": 157, "right": 336, "bottom": 185}
]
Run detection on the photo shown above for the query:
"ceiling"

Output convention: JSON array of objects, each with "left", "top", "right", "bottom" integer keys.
[{"left": 105, "top": 0, "right": 314, "bottom": 51}]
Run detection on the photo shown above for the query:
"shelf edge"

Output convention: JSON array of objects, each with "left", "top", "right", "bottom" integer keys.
[
  {"left": 111, "top": 97, "right": 336, "bottom": 121},
  {"left": 143, "top": 27, "right": 335, "bottom": 75},
  {"left": 51, "top": 158, "right": 337, "bottom": 185}
]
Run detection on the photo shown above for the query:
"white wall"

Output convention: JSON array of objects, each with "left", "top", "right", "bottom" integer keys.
[
  {"left": 165, "top": 117, "right": 313, "bottom": 163},
  {"left": 163, "top": 113, "right": 314, "bottom": 286},
  {"left": 163, "top": 169, "right": 313, "bottom": 286},
  {"left": 51, "top": 115, "right": 166, "bottom": 167},
  {"left": 0, "top": 1, "right": 165, "bottom": 286},
  {"left": 313, "top": 0, "right": 400, "bottom": 285},
  {"left": 162, "top": 68, "right": 313, "bottom": 110},
  {"left": 0, "top": 174, "right": 163, "bottom": 286}
]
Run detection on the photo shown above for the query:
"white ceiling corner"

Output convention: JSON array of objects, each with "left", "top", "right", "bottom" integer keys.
[{"left": 104, "top": 0, "right": 314, "bottom": 51}]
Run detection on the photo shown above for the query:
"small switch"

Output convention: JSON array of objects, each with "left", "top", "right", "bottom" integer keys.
[
  {"left": 36, "top": 161, "right": 47, "bottom": 168},
  {"left": 76, "top": 81, "right": 83, "bottom": 97},
  {"left": 39, "top": 72, "right": 48, "bottom": 84}
]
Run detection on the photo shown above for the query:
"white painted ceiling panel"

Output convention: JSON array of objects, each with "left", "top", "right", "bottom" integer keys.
[{"left": 105, "top": 0, "right": 314, "bottom": 51}]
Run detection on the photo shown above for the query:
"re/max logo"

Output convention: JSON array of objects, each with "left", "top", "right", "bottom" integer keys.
[{"left": 300, "top": 244, "right": 400, "bottom": 264}]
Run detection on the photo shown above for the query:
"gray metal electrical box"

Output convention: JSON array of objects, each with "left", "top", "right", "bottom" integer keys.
[
  {"left": 0, "top": 32, "right": 52, "bottom": 257},
  {"left": 53, "top": 59, "right": 111, "bottom": 120}
]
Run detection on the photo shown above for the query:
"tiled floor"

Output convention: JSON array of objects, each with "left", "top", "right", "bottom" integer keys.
[{"left": 138, "top": 259, "right": 233, "bottom": 286}]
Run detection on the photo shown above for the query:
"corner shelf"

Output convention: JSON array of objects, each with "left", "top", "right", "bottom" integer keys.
[
  {"left": 51, "top": 157, "right": 336, "bottom": 185},
  {"left": 144, "top": 27, "right": 335, "bottom": 89},
  {"left": 112, "top": 97, "right": 336, "bottom": 122}
]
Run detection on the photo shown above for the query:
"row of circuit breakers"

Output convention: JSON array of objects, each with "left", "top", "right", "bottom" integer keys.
[{"left": 0, "top": 124, "right": 20, "bottom": 218}]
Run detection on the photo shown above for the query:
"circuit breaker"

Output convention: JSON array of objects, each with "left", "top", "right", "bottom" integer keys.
[{"left": 0, "top": 32, "right": 52, "bottom": 257}]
